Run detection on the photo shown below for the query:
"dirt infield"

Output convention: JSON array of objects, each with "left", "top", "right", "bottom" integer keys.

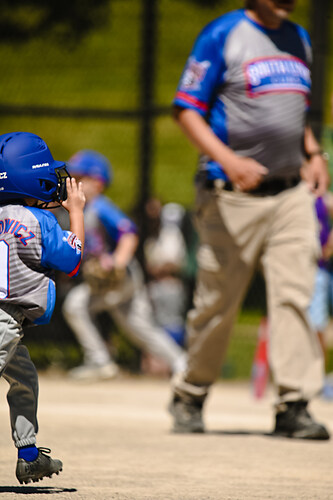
[{"left": 0, "top": 374, "right": 333, "bottom": 500}]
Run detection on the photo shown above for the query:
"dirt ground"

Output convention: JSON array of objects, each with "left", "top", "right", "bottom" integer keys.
[{"left": 0, "top": 373, "right": 333, "bottom": 500}]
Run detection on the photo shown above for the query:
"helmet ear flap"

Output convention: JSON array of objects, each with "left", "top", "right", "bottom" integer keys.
[{"left": 40, "top": 179, "right": 56, "bottom": 193}]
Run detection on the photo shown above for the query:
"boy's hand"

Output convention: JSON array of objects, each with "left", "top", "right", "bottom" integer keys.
[
  {"left": 61, "top": 177, "right": 86, "bottom": 213},
  {"left": 61, "top": 177, "right": 85, "bottom": 253},
  {"left": 82, "top": 255, "right": 126, "bottom": 292}
]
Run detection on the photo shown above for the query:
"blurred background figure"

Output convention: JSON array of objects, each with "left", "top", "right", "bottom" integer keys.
[
  {"left": 309, "top": 193, "right": 333, "bottom": 399},
  {"left": 142, "top": 201, "right": 188, "bottom": 374},
  {"left": 62, "top": 150, "right": 186, "bottom": 382}
]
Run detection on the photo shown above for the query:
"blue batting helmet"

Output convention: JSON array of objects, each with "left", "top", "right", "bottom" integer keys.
[
  {"left": 67, "top": 150, "right": 112, "bottom": 186},
  {"left": 0, "top": 132, "right": 70, "bottom": 203}
]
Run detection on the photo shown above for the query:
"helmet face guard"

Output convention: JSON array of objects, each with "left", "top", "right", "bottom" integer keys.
[
  {"left": 37, "top": 165, "right": 71, "bottom": 209},
  {"left": 55, "top": 165, "right": 70, "bottom": 202}
]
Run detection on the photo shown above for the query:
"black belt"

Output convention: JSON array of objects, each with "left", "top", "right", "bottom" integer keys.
[{"left": 203, "top": 175, "right": 301, "bottom": 196}]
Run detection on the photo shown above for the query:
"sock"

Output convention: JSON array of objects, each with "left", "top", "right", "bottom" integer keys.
[{"left": 18, "top": 445, "right": 39, "bottom": 462}]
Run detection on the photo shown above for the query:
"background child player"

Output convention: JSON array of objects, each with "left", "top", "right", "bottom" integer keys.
[
  {"left": 0, "top": 132, "right": 85, "bottom": 484},
  {"left": 62, "top": 150, "right": 186, "bottom": 380}
]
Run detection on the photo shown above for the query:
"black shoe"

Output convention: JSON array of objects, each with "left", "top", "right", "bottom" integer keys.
[
  {"left": 16, "top": 447, "right": 63, "bottom": 484},
  {"left": 273, "top": 400, "right": 330, "bottom": 440},
  {"left": 168, "top": 396, "right": 205, "bottom": 433}
]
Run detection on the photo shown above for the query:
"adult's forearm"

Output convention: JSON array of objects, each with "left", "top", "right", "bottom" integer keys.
[
  {"left": 304, "top": 125, "right": 322, "bottom": 156},
  {"left": 174, "top": 107, "right": 238, "bottom": 175}
]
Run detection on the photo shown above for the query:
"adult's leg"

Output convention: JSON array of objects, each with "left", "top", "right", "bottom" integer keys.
[
  {"left": 174, "top": 185, "right": 271, "bottom": 400},
  {"left": 262, "top": 183, "right": 324, "bottom": 404}
]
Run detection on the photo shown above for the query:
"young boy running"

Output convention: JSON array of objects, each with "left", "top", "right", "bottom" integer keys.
[{"left": 0, "top": 131, "right": 85, "bottom": 483}]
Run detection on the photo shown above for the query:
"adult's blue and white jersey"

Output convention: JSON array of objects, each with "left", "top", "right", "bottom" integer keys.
[
  {"left": 174, "top": 9, "right": 312, "bottom": 181},
  {"left": 0, "top": 204, "right": 82, "bottom": 325},
  {"left": 83, "top": 195, "right": 137, "bottom": 258}
]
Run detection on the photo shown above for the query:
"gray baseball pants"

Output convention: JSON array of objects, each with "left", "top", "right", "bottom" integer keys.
[
  {"left": 0, "top": 304, "right": 38, "bottom": 448},
  {"left": 63, "top": 262, "right": 186, "bottom": 374},
  {"left": 174, "top": 181, "right": 324, "bottom": 406}
]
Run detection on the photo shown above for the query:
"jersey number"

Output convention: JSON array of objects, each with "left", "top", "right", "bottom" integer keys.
[{"left": 0, "top": 240, "right": 9, "bottom": 299}]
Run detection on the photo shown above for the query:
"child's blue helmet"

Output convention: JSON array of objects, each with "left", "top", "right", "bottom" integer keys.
[
  {"left": 67, "top": 150, "right": 112, "bottom": 186},
  {"left": 0, "top": 132, "right": 70, "bottom": 203}
]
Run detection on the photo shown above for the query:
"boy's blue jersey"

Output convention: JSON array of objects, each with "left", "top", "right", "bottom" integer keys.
[
  {"left": 0, "top": 204, "right": 82, "bottom": 325},
  {"left": 174, "top": 9, "right": 312, "bottom": 181},
  {"left": 83, "top": 195, "right": 137, "bottom": 258}
]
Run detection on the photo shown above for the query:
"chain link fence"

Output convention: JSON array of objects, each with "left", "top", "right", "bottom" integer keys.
[{"left": 1, "top": 0, "right": 331, "bottom": 378}]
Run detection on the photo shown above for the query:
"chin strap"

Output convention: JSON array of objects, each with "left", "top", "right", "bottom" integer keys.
[{"left": 33, "top": 200, "right": 61, "bottom": 210}]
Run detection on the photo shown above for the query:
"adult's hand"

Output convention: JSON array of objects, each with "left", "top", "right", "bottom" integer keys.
[
  {"left": 223, "top": 156, "right": 268, "bottom": 192},
  {"left": 302, "top": 154, "right": 330, "bottom": 197}
]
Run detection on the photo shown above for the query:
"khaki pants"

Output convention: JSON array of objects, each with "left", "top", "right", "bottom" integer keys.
[{"left": 175, "top": 181, "right": 324, "bottom": 405}]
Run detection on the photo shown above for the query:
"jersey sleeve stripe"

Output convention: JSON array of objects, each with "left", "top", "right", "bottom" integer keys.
[
  {"left": 174, "top": 92, "right": 209, "bottom": 112},
  {"left": 68, "top": 260, "right": 81, "bottom": 277}
]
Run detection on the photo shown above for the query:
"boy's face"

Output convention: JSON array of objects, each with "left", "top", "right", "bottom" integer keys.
[{"left": 73, "top": 175, "right": 105, "bottom": 202}]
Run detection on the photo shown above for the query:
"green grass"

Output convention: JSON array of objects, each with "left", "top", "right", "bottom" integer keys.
[
  {"left": 25, "top": 305, "right": 333, "bottom": 380},
  {"left": 24, "top": 309, "right": 263, "bottom": 379}
]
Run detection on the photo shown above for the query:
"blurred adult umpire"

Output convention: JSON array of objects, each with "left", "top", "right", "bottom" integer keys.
[{"left": 169, "top": 0, "right": 331, "bottom": 439}]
